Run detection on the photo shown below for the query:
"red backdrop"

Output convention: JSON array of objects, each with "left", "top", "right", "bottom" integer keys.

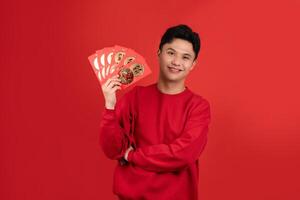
[{"left": 1, "top": 0, "right": 300, "bottom": 199}]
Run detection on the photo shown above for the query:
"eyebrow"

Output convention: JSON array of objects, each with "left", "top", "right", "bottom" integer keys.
[{"left": 166, "top": 48, "right": 192, "bottom": 58}]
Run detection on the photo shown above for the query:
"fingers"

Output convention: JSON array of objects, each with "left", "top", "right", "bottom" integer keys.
[
  {"left": 104, "top": 77, "right": 118, "bottom": 87},
  {"left": 111, "top": 85, "right": 121, "bottom": 93},
  {"left": 102, "top": 75, "right": 122, "bottom": 90},
  {"left": 107, "top": 79, "right": 121, "bottom": 89}
]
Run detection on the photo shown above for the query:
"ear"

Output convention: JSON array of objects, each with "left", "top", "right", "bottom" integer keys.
[{"left": 157, "top": 49, "right": 161, "bottom": 56}]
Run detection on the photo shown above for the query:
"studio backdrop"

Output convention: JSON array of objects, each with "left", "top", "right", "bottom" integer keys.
[{"left": 1, "top": 0, "right": 300, "bottom": 199}]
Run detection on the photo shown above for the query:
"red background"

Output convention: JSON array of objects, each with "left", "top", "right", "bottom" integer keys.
[{"left": 1, "top": 0, "right": 300, "bottom": 199}]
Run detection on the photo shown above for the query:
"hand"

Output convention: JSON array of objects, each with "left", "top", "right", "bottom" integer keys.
[
  {"left": 124, "top": 146, "right": 134, "bottom": 161},
  {"left": 101, "top": 75, "right": 122, "bottom": 109}
]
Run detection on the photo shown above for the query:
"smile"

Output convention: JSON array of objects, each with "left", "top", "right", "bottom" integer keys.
[{"left": 167, "top": 66, "right": 182, "bottom": 73}]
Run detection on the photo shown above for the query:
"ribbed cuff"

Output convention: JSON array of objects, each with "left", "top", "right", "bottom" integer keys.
[
  {"left": 102, "top": 108, "right": 116, "bottom": 120},
  {"left": 104, "top": 107, "right": 115, "bottom": 112}
]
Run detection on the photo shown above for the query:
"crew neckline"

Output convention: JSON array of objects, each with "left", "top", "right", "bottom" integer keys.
[{"left": 153, "top": 83, "right": 190, "bottom": 97}]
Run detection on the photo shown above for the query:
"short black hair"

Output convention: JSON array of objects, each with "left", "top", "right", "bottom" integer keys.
[{"left": 159, "top": 24, "right": 201, "bottom": 60}]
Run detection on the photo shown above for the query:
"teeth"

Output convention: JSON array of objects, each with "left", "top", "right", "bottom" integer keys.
[{"left": 168, "top": 67, "right": 181, "bottom": 72}]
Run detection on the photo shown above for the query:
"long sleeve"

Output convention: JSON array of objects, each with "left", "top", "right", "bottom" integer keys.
[
  {"left": 127, "top": 99, "right": 211, "bottom": 173},
  {"left": 99, "top": 87, "right": 138, "bottom": 160}
]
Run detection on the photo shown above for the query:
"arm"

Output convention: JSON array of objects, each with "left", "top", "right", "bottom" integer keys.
[
  {"left": 99, "top": 78, "right": 137, "bottom": 160},
  {"left": 127, "top": 99, "right": 211, "bottom": 173},
  {"left": 99, "top": 108, "right": 131, "bottom": 160}
]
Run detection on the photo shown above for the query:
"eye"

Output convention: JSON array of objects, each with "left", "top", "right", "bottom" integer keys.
[
  {"left": 183, "top": 56, "right": 190, "bottom": 60},
  {"left": 167, "top": 51, "right": 174, "bottom": 55}
]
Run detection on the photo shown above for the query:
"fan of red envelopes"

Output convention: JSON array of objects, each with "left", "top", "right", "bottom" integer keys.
[{"left": 88, "top": 45, "right": 151, "bottom": 90}]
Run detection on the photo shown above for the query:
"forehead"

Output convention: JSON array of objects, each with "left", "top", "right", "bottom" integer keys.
[{"left": 162, "top": 38, "right": 195, "bottom": 57}]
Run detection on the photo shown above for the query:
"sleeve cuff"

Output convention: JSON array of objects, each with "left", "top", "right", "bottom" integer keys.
[
  {"left": 104, "top": 107, "right": 115, "bottom": 113},
  {"left": 102, "top": 108, "right": 116, "bottom": 120}
]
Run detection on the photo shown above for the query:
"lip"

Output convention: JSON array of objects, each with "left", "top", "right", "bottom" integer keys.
[{"left": 167, "top": 66, "right": 182, "bottom": 72}]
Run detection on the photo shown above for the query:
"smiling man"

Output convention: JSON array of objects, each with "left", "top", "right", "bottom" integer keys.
[{"left": 99, "top": 24, "right": 211, "bottom": 200}]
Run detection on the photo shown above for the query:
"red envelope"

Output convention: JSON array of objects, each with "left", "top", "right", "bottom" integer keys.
[
  {"left": 88, "top": 53, "right": 105, "bottom": 84},
  {"left": 88, "top": 45, "right": 152, "bottom": 90}
]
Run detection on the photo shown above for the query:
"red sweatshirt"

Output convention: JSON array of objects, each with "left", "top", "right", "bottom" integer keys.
[{"left": 99, "top": 83, "right": 211, "bottom": 200}]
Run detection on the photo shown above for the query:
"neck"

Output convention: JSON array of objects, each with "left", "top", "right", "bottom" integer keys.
[{"left": 157, "top": 76, "right": 186, "bottom": 95}]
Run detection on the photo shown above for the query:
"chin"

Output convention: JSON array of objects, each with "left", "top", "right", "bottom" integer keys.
[{"left": 164, "top": 75, "right": 184, "bottom": 83}]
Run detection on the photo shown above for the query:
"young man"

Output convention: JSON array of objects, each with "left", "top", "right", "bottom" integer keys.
[{"left": 99, "top": 24, "right": 211, "bottom": 200}]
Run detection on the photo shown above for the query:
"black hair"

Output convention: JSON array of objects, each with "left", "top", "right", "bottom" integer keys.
[{"left": 159, "top": 24, "right": 201, "bottom": 60}]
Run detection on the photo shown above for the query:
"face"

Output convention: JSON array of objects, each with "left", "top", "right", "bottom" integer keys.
[{"left": 158, "top": 38, "right": 197, "bottom": 83}]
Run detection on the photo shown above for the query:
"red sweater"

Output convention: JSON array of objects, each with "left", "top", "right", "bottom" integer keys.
[{"left": 99, "top": 83, "right": 211, "bottom": 200}]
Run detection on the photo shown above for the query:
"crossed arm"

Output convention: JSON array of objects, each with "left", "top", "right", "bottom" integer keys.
[{"left": 99, "top": 94, "right": 211, "bottom": 173}]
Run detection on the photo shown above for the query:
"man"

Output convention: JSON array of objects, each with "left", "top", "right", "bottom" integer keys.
[{"left": 99, "top": 24, "right": 211, "bottom": 200}]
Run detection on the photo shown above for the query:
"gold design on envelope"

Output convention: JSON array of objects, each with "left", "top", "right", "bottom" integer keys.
[
  {"left": 115, "top": 51, "right": 125, "bottom": 64},
  {"left": 131, "top": 63, "right": 144, "bottom": 77},
  {"left": 118, "top": 68, "right": 134, "bottom": 84}
]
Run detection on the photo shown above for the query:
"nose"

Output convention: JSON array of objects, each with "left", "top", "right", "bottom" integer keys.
[{"left": 171, "top": 55, "right": 181, "bottom": 66}]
